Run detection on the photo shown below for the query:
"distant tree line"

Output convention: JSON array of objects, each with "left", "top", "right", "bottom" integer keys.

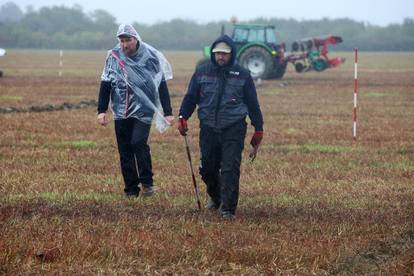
[{"left": 1, "top": 2, "right": 414, "bottom": 51}]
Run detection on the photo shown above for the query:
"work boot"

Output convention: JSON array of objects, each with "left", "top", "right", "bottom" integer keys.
[
  {"left": 221, "top": 211, "right": 235, "bottom": 220},
  {"left": 206, "top": 197, "right": 220, "bottom": 210},
  {"left": 142, "top": 186, "right": 154, "bottom": 197},
  {"left": 124, "top": 186, "right": 139, "bottom": 198}
]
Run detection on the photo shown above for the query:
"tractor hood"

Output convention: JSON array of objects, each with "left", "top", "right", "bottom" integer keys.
[{"left": 210, "top": 35, "right": 237, "bottom": 68}]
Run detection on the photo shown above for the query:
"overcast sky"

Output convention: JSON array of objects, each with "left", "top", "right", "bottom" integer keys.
[{"left": 7, "top": 0, "right": 414, "bottom": 26}]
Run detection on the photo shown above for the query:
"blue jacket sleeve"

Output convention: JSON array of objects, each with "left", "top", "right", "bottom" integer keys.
[
  {"left": 179, "top": 72, "right": 200, "bottom": 120},
  {"left": 243, "top": 76, "right": 264, "bottom": 131}
]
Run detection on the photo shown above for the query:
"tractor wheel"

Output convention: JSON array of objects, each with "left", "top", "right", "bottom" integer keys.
[
  {"left": 239, "top": 46, "right": 273, "bottom": 79},
  {"left": 271, "top": 61, "right": 287, "bottom": 79},
  {"left": 312, "top": 58, "right": 327, "bottom": 72},
  {"left": 294, "top": 62, "right": 305, "bottom": 73}
]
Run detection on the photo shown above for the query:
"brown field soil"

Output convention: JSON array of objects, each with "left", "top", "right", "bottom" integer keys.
[{"left": 0, "top": 50, "right": 413, "bottom": 274}]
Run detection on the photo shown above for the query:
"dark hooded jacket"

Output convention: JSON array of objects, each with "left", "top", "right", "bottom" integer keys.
[{"left": 179, "top": 35, "right": 263, "bottom": 131}]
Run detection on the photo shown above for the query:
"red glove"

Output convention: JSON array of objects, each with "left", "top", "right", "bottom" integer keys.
[
  {"left": 178, "top": 116, "right": 188, "bottom": 136},
  {"left": 250, "top": 131, "right": 263, "bottom": 147},
  {"left": 249, "top": 131, "right": 263, "bottom": 162}
]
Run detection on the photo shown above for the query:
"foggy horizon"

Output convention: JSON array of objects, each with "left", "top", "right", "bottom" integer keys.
[{"left": 5, "top": 0, "right": 413, "bottom": 26}]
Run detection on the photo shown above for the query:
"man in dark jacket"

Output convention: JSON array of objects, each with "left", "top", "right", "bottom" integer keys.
[
  {"left": 97, "top": 24, "right": 174, "bottom": 198},
  {"left": 178, "top": 35, "right": 264, "bottom": 219}
]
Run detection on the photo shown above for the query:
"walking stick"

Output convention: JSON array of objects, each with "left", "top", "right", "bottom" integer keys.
[{"left": 183, "top": 135, "right": 202, "bottom": 210}]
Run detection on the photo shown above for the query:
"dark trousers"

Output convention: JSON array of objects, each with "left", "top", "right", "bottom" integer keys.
[
  {"left": 199, "top": 120, "right": 247, "bottom": 214},
  {"left": 114, "top": 118, "right": 153, "bottom": 195}
]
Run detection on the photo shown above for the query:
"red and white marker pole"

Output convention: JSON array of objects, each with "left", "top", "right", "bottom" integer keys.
[{"left": 353, "top": 48, "right": 358, "bottom": 139}]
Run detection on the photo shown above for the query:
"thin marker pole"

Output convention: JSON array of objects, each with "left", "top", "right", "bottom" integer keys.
[
  {"left": 58, "top": 49, "right": 63, "bottom": 77},
  {"left": 353, "top": 48, "right": 358, "bottom": 139}
]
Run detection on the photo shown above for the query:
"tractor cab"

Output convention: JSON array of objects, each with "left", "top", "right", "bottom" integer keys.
[{"left": 232, "top": 24, "right": 278, "bottom": 47}]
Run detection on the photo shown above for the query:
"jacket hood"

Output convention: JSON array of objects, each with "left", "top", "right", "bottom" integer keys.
[
  {"left": 210, "top": 35, "right": 237, "bottom": 68},
  {"left": 117, "top": 24, "right": 141, "bottom": 42}
]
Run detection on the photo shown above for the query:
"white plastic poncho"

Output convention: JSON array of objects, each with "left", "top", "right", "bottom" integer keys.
[{"left": 101, "top": 24, "right": 173, "bottom": 133}]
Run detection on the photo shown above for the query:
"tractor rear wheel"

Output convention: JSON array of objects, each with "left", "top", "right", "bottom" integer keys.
[{"left": 239, "top": 46, "right": 273, "bottom": 79}]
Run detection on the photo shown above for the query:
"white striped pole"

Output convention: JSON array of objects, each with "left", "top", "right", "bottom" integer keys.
[
  {"left": 353, "top": 48, "right": 358, "bottom": 139},
  {"left": 58, "top": 49, "right": 63, "bottom": 77}
]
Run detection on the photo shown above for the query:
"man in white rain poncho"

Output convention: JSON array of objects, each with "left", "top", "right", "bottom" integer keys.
[{"left": 97, "top": 24, "right": 174, "bottom": 197}]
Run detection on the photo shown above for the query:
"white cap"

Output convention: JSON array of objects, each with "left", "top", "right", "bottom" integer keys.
[{"left": 212, "top": 42, "right": 232, "bottom": 53}]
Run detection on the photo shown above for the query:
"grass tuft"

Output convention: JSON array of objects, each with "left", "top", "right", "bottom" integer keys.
[
  {"left": 278, "top": 144, "right": 353, "bottom": 154},
  {"left": 0, "top": 95, "right": 23, "bottom": 101},
  {"left": 58, "top": 140, "right": 97, "bottom": 149},
  {"left": 363, "top": 92, "right": 386, "bottom": 97}
]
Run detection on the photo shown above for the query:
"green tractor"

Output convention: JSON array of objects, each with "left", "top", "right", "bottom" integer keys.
[{"left": 202, "top": 24, "right": 287, "bottom": 80}]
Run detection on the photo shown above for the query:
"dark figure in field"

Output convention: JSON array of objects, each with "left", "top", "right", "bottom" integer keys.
[
  {"left": 97, "top": 24, "right": 174, "bottom": 198},
  {"left": 178, "top": 35, "right": 264, "bottom": 219}
]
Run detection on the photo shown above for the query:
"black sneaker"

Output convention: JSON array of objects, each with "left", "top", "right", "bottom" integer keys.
[
  {"left": 142, "top": 186, "right": 154, "bottom": 197},
  {"left": 125, "top": 192, "right": 139, "bottom": 198},
  {"left": 206, "top": 197, "right": 220, "bottom": 210}
]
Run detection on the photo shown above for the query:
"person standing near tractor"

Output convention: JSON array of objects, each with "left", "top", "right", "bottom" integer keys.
[
  {"left": 97, "top": 24, "right": 174, "bottom": 198},
  {"left": 178, "top": 35, "right": 264, "bottom": 219}
]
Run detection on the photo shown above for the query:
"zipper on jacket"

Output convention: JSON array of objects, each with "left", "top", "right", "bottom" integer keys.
[{"left": 214, "top": 70, "right": 226, "bottom": 131}]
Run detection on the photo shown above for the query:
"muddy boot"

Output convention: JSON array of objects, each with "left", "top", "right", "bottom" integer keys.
[
  {"left": 220, "top": 211, "right": 235, "bottom": 220},
  {"left": 142, "top": 186, "right": 154, "bottom": 197}
]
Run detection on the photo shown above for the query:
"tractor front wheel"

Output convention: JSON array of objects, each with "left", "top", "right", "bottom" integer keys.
[{"left": 239, "top": 46, "right": 273, "bottom": 79}]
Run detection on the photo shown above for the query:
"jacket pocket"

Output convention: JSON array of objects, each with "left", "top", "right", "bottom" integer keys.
[
  {"left": 199, "top": 76, "right": 218, "bottom": 101},
  {"left": 225, "top": 78, "right": 245, "bottom": 104}
]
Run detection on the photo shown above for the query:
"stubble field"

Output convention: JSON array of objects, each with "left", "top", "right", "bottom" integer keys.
[{"left": 0, "top": 49, "right": 413, "bottom": 274}]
